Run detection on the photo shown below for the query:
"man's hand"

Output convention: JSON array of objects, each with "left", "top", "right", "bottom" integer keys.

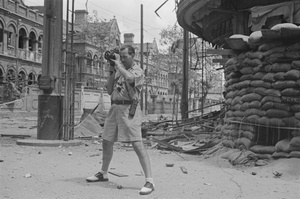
[{"left": 111, "top": 53, "right": 122, "bottom": 67}]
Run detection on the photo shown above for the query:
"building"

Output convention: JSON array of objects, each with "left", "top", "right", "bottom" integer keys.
[
  {"left": 0, "top": 0, "right": 121, "bottom": 103},
  {"left": 0, "top": 0, "right": 43, "bottom": 92}
]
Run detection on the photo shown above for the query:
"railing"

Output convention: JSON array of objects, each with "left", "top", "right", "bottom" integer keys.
[{"left": 17, "top": 48, "right": 42, "bottom": 63}]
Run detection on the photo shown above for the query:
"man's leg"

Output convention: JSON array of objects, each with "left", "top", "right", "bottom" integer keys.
[
  {"left": 132, "top": 141, "right": 154, "bottom": 195},
  {"left": 132, "top": 141, "right": 152, "bottom": 177},
  {"left": 86, "top": 139, "right": 114, "bottom": 182},
  {"left": 101, "top": 139, "right": 114, "bottom": 172}
]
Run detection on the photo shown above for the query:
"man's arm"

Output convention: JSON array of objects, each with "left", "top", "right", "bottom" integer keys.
[
  {"left": 106, "top": 66, "right": 116, "bottom": 95},
  {"left": 115, "top": 64, "right": 135, "bottom": 83}
]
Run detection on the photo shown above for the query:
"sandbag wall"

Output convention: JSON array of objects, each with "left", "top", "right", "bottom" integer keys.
[{"left": 217, "top": 37, "right": 300, "bottom": 158}]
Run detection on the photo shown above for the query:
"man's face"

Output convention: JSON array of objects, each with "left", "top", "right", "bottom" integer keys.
[{"left": 119, "top": 48, "right": 134, "bottom": 69}]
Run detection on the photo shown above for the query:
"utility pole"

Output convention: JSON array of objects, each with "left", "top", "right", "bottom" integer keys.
[
  {"left": 37, "top": 0, "right": 63, "bottom": 140},
  {"left": 140, "top": 4, "right": 144, "bottom": 112},
  {"left": 181, "top": 30, "right": 189, "bottom": 119},
  {"left": 145, "top": 42, "right": 149, "bottom": 115}
]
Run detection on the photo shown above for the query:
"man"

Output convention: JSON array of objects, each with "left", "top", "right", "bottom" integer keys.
[{"left": 86, "top": 45, "right": 154, "bottom": 195}]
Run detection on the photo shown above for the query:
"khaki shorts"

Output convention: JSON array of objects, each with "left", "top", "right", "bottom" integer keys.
[{"left": 102, "top": 104, "right": 142, "bottom": 142}]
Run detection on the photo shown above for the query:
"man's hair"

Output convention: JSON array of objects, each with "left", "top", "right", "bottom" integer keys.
[{"left": 120, "top": 45, "right": 135, "bottom": 56}]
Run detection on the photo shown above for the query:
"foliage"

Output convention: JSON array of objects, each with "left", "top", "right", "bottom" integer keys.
[
  {"left": 75, "top": 10, "right": 118, "bottom": 55},
  {"left": 2, "top": 81, "right": 21, "bottom": 102},
  {"left": 158, "top": 24, "right": 223, "bottom": 102}
]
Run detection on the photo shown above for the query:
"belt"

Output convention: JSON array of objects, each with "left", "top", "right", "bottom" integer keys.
[{"left": 111, "top": 100, "right": 132, "bottom": 105}]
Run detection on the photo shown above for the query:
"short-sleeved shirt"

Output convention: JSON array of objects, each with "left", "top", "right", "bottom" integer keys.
[
  {"left": 111, "top": 63, "right": 144, "bottom": 101},
  {"left": 103, "top": 63, "right": 144, "bottom": 142}
]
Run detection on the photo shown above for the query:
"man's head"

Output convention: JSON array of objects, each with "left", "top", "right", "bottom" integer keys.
[{"left": 119, "top": 45, "right": 135, "bottom": 69}]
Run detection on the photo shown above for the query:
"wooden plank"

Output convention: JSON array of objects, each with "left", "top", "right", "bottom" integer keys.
[
  {"left": 213, "top": 58, "right": 229, "bottom": 65},
  {"left": 206, "top": 49, "right": 235, "bottom": 56},
  {"left": 180, "top": 166, "right": 188, "bottom": 174},
  {"left": 108, "top": 171, "right": 129, "bottom": 177}
]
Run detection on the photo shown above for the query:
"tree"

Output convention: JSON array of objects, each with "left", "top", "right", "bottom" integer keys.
[{"left": 158, "top": 24, "right": 223, "bottom": 110}]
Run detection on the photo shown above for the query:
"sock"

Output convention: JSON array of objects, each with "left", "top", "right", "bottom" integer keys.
[
  {"left": 145, "top": 178, "right": 154, "bottom": 184},
  {"left": 100, "top": 170, "right": 108, "bottom": 178}
]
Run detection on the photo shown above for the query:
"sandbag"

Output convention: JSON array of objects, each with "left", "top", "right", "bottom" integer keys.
[
  {"left": 269, "top": 118, "right": 285, "bottom": 126},
  {"left": 273, "top": 72, "right": 286, "bottom": 80},
  {"left": 240, "top": 74, "right": 253, "bottom": 81},
  {"left": 264, "top": 89, "right": 281, "bottom": 97},
  {"left": 228, "top": 150, "right": 257, "bottom": 165},
  {"left": 236, "top": 80, "right": 251, "bottom": 89},
  {"left": 250, "top": 80, "right": 271, "bottom": 88},
  {"left": 235, "top": 137, "right": 252, "bottom": 149},
  {"left": 282, "top": 117, "right": 299, "bottom": 127},
  {"left": 281, "top": 88, "right": 300, "bottom": 96},
  {"left": 273, "top": 102, "right": 290, "bottom": 112},
  {"left": 291, "top": 104, "right": 300, "bottom": 112},
  {"left": 250, "top": 145, "right": 276, "bottom": 154},
  {"left": 245, "top": 51, "right": 264, "bottom": 60},
  {"left": 261, "top": 101, "right": 274, "bottom": 110},
  {"left": 230, "top": 34, "right": 249, "bottom": 42},
  {"left": 249, "top": 30, "right": 263, "bottom": 45},
  {"left": 248, "top": 101, "right": 261, "bottom": 109},
  {"left": 220, "top": 148, "right": 239, "bottom": 159},
  {"left": 262, "top": 46, "right": 286, "bottom": 57},
  {"left": 253, "top": 72, "right": 266, "bottom": 80},
  {"left": 288, "top": 146, "right": 300, "bottom": 151},
  {"left": 271, "top": 23, "right": 298, "bottom": 30},
  {"left": 275, "top": 139, "right": 291, "bottom": 153},
  {"left": 267, "top": 108, "right": 289, "bottom": 119},
  {"left": 272, "top": 80, "right": 297, "bottom": 89},
  {"left": 241, "top": 93, "right": 262, "bottom": 102},
  {"left": 292, "top": 60, "right": 300, "bottom": 69},
  {"left": 247, "top": 115, "right": 260, "bottom": 123},
  {"left": 242, "top": 131, "right": 256, "bottom": 141},
  {"left": 231, "top": 96, "right": 242, "bottom": 106},
  {"left": 240, "top": 102, "right": 250, "bottom": 111},
  {"left": 290, "top": 136, "right": 300, "bottom": 147},
  {"left": 243, "top": 58, "right": 262, "bottom": 67},
  {"left": 262, "top": 73, "right": 275, "bottom": 82},
  {"left": 253, "top": 87, "right": 267, "bottom": 96},
  {"left": 284, "top": 69, "right": 300, "bottom": 80},
  {"left": 261, "top": 96, "right": 281, "bottom": 104},
  {"left": 222, "top": 140, "right": 235, "bottom": 148},
  {"left": 256, "top": 154, "right": 272, "bottom": 159},
  {"left": 258, "top": 117, "right": 269, "bottom": 125},
  {"left": 245, "top": 108, "right": 265, "bottom": 117},
  {"left": 258, "top": 41, "right": 284, "bottom": 51},
  {"left": 272, "top": 152, "right": 290, "bottom": 159},
  {"left": 270, "top": 63, "right": 292, "bottom": 72},
  {"left": 289, "top": 151, "right": 300, "bottom": 158},
  {"left": 292, "top": 130, "right": 300, "bottom": 137}
]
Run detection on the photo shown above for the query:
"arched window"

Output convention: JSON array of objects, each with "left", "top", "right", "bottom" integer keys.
[
  {"left": 7, "top": 24, "right": 16, "bottom": 46},
  {"left": 6, "top": 69, "right": 16, "bottom": 82},
  {"left": 86, "top": 52, "right": 92, "bottom": 73},
  {"left": 28, "top": 72, "right": 36, "bottom": 85},
  {"left": 38, "top": 35, "right": 43, "bottom": 53},
  {"left": 29, "top": 32, "right": 36, "bottom": 51},
  {"left": 0, "top": 67, "right": 4, "bottom": 83},
  {"left": 0, "top": 22, "right": 4, "bottom": 48},
  {"left": 18, "top": 28, "right": 26, "bottom": 49}
]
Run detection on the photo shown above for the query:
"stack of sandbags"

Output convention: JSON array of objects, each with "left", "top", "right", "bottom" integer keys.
[
  {"left": 222, "top": 23, "right": 300, "bottom": 154},
  {"left": 289, "top": 131, "right": 300, "bottom": 158}
]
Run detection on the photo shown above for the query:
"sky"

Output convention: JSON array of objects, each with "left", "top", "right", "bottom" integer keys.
[{"left": 23, "top": 0, "right": 178, "bottom": 49}]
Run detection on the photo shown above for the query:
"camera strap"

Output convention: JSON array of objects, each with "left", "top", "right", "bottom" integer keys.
[{"left": 124, "top": 81, "right": 137, "bottom": 103}]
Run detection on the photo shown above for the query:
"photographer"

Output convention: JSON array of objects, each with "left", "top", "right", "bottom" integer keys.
[{"left": 86, "top": 45, "right": 154, "bottom": 195}]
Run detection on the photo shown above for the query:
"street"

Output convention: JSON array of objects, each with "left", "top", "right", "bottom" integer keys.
[{"left": 0, "top": 113, "right": 300, "bottom": 199}]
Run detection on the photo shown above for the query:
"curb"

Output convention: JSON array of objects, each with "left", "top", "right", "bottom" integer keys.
[{"left": 16, "top": 139, "right": 82, "bottom": 147}]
